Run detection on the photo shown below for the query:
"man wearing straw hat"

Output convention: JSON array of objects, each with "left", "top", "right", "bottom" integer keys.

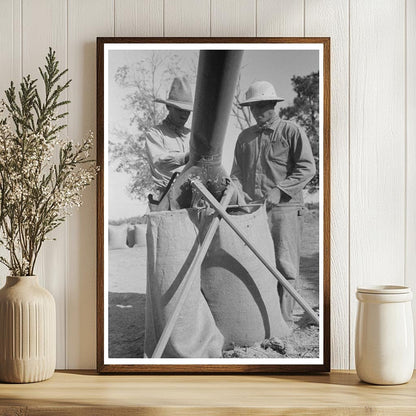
[
  {"left": 145, "top": 76, "right": 193, "bottom": 195},
  {"left": 231, "top": 81, "right": 316, "bottom": 324}
]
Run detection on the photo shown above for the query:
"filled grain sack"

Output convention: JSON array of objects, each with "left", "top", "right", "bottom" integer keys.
[
  {"left": 133, "top": 224, "right": 147, "bottom": 247},
  {"left": 144, "top": 208, "right": 224, "bottom": 358},
  {"left": 108, "top": 224, "right": 128, "bottom": 250},
  {"left": 201, "top": 205, "right": 290, "bottom": 348},
  {"left": 127, "top": 224, "right": 135, "bottom": 248},
  {"left": 127, "top": 224, "right": 147, "bottom": 248}
]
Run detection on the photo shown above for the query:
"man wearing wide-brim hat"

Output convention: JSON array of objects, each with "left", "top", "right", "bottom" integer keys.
[
  {"left": 145, "top": 76, "right": 193, "bottom": 195},
  {"left": 231, "top": 80, "right": 316, "bottom": 324}
]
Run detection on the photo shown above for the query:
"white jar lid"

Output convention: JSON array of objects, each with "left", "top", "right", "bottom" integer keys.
[{"left": 357, "top": 285, "right": 411, "bottom": 294}]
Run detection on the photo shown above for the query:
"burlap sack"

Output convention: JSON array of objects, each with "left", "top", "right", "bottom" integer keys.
[
  {"left": 108, "top": 224, "right": 128, "bottom": 250},
  {"left": 134, "top": 224, "right": 147, "bottom": 247},
  {"left": 201, "top": 205, "right": 290, "bottom": 348},
  {"left": 144, "top": 208, "right": 224, "bottom": 358}
]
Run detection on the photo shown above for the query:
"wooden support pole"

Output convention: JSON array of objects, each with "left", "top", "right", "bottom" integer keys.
[
  {"left": 151, "top": 185, "right": 235, "bottom": 358},
  {"left": 191, "top": 179, "right": 319, "bottom": 326}
]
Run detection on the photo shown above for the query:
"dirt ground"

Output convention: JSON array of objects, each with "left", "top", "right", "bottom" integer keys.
[{"left": 108, "top": 206, "right": 320, "bottom": 359}]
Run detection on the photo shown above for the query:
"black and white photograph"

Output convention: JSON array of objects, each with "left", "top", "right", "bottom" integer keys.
[{"left": 97, "top": 38, "right": 330, "bottom": 373}]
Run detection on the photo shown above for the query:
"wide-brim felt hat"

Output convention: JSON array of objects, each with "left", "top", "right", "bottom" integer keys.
[
  {"left": 240, "top": 80, "right": 284, "bottom": 106},
  {"left": 154, "top": 76, "right": 193, "bottom": 111}
]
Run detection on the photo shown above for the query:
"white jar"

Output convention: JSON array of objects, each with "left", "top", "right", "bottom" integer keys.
[{"left": 355, "top": 285, "right": 414, "bottom": 385}]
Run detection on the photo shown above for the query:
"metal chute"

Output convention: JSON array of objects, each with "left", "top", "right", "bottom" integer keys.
[{"left": 156, "top": 50, "right": 243, "bottom": 210}]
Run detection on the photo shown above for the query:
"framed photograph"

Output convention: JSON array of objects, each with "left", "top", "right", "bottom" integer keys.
[{"left": 97, "top": 37, "right": 330, "bottom": 373}]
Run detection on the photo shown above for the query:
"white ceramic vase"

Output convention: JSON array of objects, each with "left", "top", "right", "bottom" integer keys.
[
  {"left": 355, "top": 285, "right": 414, "bottom": 385},
  {"left": 0, "top": 276, "right": 56, "bottom": 383}
]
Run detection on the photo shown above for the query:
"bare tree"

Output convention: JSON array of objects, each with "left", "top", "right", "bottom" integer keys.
[{"left": 231, "top": 74, "right": 252, "bottom": 131}]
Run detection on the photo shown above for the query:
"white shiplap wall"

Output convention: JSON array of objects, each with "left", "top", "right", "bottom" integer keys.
[{"left": 0, "top": 0, "right": 414, "bottom": 370}]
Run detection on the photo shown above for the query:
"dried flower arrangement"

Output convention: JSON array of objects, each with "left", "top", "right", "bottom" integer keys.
[{"left": 0, "top": 48, "right": 97, "bottom": 276}]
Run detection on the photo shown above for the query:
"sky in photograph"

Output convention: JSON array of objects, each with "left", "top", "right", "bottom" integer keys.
[{"left": 108, "top": 48, "right": 319, "bottom": 220}]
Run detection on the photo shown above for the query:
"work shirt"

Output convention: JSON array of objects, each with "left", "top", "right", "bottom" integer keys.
[
  {"left": 145, "top": 117, "right": 190, "bottom": 192},
  {"left": 231, "top": 116, "right": 315, "bottom": 204}
]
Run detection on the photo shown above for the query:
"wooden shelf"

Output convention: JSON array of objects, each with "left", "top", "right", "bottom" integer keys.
[{"left": 0, "top": 370, "right": 415, "bottom": 415}]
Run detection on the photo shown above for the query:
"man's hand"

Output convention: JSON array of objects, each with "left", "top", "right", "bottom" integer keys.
[
  {"left": 266, "top": 188, "right": 281, "bottom": 209},
  {"left": 228, "top": 179, "right": 252, "bottom": 207}
]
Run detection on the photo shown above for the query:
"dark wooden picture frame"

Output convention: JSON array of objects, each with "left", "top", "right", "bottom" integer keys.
[{"left": 97, "top": 37, "right": 330, "bottom": 374}]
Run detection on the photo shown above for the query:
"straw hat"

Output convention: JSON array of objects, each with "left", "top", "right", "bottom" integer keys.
[
  {"left": 240, "top": 81, "right": 284, "bottom": 106},
  {"left": 154, "top": 76, "right": 193, "bottom": 111}
]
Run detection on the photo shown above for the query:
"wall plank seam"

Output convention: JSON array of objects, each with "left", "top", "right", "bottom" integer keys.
[
  {"left": 210, "top": 0, "right": 212, "bottom": 36},
  {"left": 64, "top": 0, "right": 69, "bottom": 370},
  {"left": 404, "top": 0, "right": 407, "bottom": 290},
  {"left": 348, "top": 0, "right": 351, "bottom": 369},
  {"left": 19, "top": 0, "right": 22, "bottom": 80},
  {"left": 303, "top": 0, "right": 305, "bottom": 36}
]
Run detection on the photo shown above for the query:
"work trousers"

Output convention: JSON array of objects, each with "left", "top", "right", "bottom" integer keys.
[{"left": 267, "top": 204, "right": 304, "bottom": 323}]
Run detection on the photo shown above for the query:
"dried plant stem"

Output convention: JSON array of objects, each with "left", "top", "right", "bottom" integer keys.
[{"left": 0, "top": 48, "right": 96, "bottom": 276}]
